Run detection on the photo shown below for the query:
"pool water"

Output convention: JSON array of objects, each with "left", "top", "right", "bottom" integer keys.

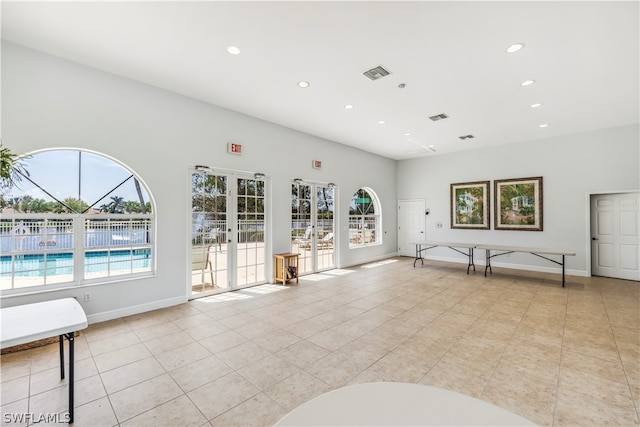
[{"left": 1, "top": 249, "right": 151, "bottom": 277}]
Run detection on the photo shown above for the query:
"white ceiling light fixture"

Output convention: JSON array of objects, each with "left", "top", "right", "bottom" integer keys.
[
  {"left": 297, "top": 81, "right": 310, "bottom": 88},
  {"left": 344, "top": 104, "right": 354, "bottom": 110},
  {"left": 505, "top": 43, "right": 525, "bottom": 53},
  {"left": 404, "top": 132, "right": 411, "bottom": 136},
  {"left": 530, "top": 103, "right": 542, "bottom": 108},
  {"left": 539, "top": 123, "right": 549, "bottom": 128},
  {"left": 378, "top": 120, "right": 386, "bottom": 124},
  {"left": 521, "top": 80, "right": 535, "bottom": 86},
  {"left": 226, "top": 46, "right": 241, "bottom": 55}
]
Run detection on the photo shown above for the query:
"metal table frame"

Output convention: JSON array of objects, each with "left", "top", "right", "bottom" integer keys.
[
  {"left": 410, "top": 242, "right": 477, "bottom": 274},
  {"left": 476, "top": 244, "right": 575, "bottom": 287}
]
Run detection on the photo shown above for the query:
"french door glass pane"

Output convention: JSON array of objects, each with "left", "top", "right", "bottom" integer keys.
[
  {"left": 191, "top": 173, "right": 227, "bottom": 294},
  {"left": 291, "top": 184, "right": 313, "bottom": 274},
  {"left": 316, "top": 186, "right": 335, "bottom": 270},
  {"left": 236, "top": 178, "right": 265, "bottom": 287}
]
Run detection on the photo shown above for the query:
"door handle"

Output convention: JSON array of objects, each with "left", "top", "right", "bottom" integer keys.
[{"left": 592, "top": 237, "right": 598, "bottom": 240}]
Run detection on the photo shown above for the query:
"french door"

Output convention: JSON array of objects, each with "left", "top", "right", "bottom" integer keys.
[
  {"left": 291, "top": 182, "right": 335, "bottom": 275},
  {"left": 191, "top": 169, "right": 267, "bottom": 297}
]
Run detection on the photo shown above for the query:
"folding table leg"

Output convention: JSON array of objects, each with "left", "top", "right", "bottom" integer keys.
[
  {"left": 68, "top": 332, "right": 75, "bottom": 424},
  {"left": 59, "top": 335, "right": 65, "bottom": 379}
]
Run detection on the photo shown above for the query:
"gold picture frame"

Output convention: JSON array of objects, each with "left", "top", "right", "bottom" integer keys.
[
  {"left": 450, "top": 180, "right": 490, "bottom": 229},
  {"left": 494, "top": 176, "right": 543, "bottom": 231}
]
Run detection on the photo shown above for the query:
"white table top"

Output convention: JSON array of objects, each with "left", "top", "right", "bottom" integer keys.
[
  {"left": 275, "top": 382, "right": 537, "bottom": 426},
  {"left": 1, "top": 298, "right": 88, "bottom": 349},
  {"left": 475, "top": 244, "right": 576, "bottom": 256},
  {"left": 408, "top": 241, "right": 477, "bottom": 249}
]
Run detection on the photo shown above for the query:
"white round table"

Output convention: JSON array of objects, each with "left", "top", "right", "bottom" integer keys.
[{"left": 274, "top": 382, "right": 537, "bottom": 426}]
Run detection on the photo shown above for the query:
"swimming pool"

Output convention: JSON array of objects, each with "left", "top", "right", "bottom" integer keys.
[{"left": 1, "top": 249, "right": 152, "bottom": 277}]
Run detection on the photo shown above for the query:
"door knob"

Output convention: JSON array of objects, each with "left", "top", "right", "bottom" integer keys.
[{"left": 592, "top": 237, "right": 598, "bottom": 240}]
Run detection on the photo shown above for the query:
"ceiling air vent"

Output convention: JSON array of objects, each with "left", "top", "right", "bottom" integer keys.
[
  {"left": 459, "top": 134, "right": 475, "bottom": 140},
  {"left": 429, "top": 113, "right": 449, "bottom": 121},
  {"left": 362, "top": 65, "right": 391, "bottom": 81}
]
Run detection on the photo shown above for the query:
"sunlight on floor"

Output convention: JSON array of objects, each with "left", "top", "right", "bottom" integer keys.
[
  {"left": 242, "top": 284, "right": 289, "bottom": 295},
  {"left": 361, "top": 259, "right": 398, "bottom": 268}
]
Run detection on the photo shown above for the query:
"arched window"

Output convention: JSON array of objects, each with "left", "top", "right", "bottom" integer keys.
[
  {"left": 348, "top": 187, "right": 381, "bottom": 247},
  {"left": 0, "top": 149, "right": 155, "bottom": 293}
]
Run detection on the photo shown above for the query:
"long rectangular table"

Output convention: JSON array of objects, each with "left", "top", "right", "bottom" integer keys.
[
  {"left": 475, "top": 244, "right": 576, "bottom": 287},
  {"left": 410, "top": 241, "right": 575, "bottom": 287},
  {"left": 409, "top": 241, "right": 477, "bottom": 274},
  {"left": 1, "top": 298, "right": 88, "bottom": 423}
]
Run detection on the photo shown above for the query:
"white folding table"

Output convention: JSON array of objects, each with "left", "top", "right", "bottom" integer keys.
[
  {"left": 409, "top": 241, "right": 477, "bottom": 273},
  {"left": 475, "top": 244, "right": 576, "bottom": 287},
  {"left": 1, "top": 298, "right": 88, "bottom": 423}
]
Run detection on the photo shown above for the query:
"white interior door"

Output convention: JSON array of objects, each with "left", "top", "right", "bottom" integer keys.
[
  {"left": 591, "top": 192, "right": 640, "bottom": 281},
  {"left": 398, "top": 199, "right": 425, "bottom": 257}
]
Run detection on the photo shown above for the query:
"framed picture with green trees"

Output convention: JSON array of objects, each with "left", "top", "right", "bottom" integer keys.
[
  {"left": 494, "top": 176, "right": 543, "bottom": 231},
  {"left": 450, "top": 180, "right": 490, "bottom": 229}
]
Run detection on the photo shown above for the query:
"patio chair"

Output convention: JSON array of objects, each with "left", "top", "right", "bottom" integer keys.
[
  {"left": 295, "top": 226, "right": 313, "bottom": 249},
  {"left": 192, "top": 245, "right": 214, "bottom": 292},
  {"left": 319, "top": 232, "right": 334, "bottom": 249}
]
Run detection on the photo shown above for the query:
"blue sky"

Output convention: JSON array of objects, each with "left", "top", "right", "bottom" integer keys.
[{"left": 8, "top": 150, "right": 149, "bottom": 208}]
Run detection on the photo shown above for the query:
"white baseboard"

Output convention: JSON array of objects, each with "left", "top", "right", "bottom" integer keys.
[
  {"left": 86, "top": 295, "right": 187, "bottom": 324},
  {"left": 339, "top": 252, "right": 401, "bottom": 270}
]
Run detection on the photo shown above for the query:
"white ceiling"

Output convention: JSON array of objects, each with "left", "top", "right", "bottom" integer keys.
[{"left": 2, "top": 1, "right": 638, "bottom": 160}]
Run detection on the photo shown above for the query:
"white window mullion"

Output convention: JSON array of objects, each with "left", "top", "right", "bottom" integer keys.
[{"left": 73, "top": 215, "right": 85, "bottom": 282}]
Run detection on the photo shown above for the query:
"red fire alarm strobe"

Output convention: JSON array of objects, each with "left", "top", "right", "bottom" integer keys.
[
  {"left": 312, "top": 160, "right": 322, "bottom": 169},
  {"left": 228, "top": 143, "right": 242, "bottom": 155}
]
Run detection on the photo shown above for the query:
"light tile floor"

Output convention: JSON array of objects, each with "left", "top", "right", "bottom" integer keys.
[{"left": 1, "top": 257, "right": 639, "bottom": 426}]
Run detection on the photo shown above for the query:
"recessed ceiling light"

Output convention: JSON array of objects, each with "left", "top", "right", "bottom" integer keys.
[
  {"left": 227, "top": 46, "right": 241, "bottom": 55},
  {"left": 404, "top": 132, "right": 411, "bottom": 136},
  {"left": 521, "top": 80, "right": 535, "bottom": 87},
  {"left": 297, "top": 81, "right": 310, "bottom": 88},
  {"left": 378, "top": 120, "right": 386, "bottom": 124},
  {"left": 530, "top": 103, "right": 542, "bottom": 108},
  {"left": 539, "top": 123, "right": 548, "bottom": 128},
  {"left": 344, "top": 104, "right": 354, "bottom": 110},
  {"left": 505, "top": 43, "right": 525, "bottom": 53}
]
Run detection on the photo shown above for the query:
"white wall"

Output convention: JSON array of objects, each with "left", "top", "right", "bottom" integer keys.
[
  {"left": 1, "top": 42, "right": 398, "bottom": 320},
  {"left": 397, "top": 124, "right": 640, "bottom": 276}
]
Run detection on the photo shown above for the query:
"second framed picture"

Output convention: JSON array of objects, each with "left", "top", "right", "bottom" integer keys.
[
  {"left": 494, "top": 176, "right": 543, "bottom": 231},
  {"left": 450, "top": 180, "right": 490, "bottom": 229}
]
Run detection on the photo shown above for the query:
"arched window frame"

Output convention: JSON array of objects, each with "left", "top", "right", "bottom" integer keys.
[
  {"left": 348, "top": 187, "right": 381, "bottom": 248},
  {"left": 0, "top": 148, "right": 155, "bottom": 294}
]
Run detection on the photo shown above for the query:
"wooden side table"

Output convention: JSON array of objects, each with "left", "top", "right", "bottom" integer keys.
[{"left": 273, "top": 252, "right": 299, "bottom": 285}]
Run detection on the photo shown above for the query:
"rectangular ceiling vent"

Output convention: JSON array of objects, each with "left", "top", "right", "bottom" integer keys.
[
  {"left": 459, "top": 134, "right": 475, "bottom": 140},
  {"left": 429, "top": 113, "right": 449, "bottom": 121},
  {"left": 362, "top": 65, "right": 391, "bottom": 81}
]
